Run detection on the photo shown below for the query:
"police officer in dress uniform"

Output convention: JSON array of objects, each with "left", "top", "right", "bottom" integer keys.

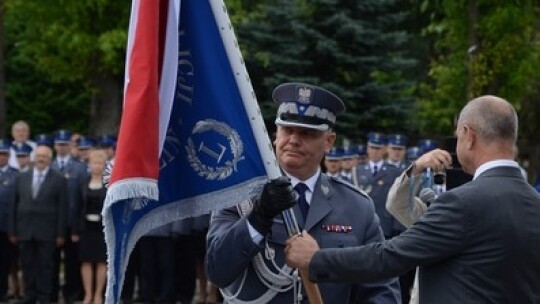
[
  {"left": 0, "top": 140, "right": 18, "bottom": 302},
  {"left": 356, "top": 143, "right": 368, "bottom": 166},
  {"left": 206, "top": 83, "right": 400, "bottom": 303},
  {"left": 386, "top": 134, "right": 408, "bottom": 172},
  {"left": 35, "top": 134, "right": 54, "bottom": 148},
  {"left": 13, "top": 143, "right": 33, "bottom": 173},
  {"left": 323, "top": 147, "right": 342, "bottom": 178},
  {"left": 353, "top": 132, "right": 403, "bottom": 239},
  {"left": 77, "top": 137, "right": 95, "bottom": 166},
  {"left": 51, "top": 130, "right": 88, "bottom": 303},
  {"left": 339, "top": 142, "right": 358, "bottom": 184}
]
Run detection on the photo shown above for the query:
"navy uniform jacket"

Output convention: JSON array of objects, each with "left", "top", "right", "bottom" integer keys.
[
  {"left": 206, "top": 173, "right": 400, "bottom": 303},
  {"left": 0, "top": 166, "right": 18, "bottom": 232},
  {"left": 309, "top": 166, "right": 540, "bottom": 303},
  {"left": 353, "top": 163, "right": 403, "bottom": 238},
  {"left": 51, "top": 158, "right": 88, "bottom": 233}
]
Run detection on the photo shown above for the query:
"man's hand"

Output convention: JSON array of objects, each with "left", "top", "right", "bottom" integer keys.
[
  {"left": 248, "top": 176, "right": 297, "bottom": 235},
  {"left": 285, "top": 230, "right": 319, "bottom": 271},
  {"left": 412, "top": 149, "right": 453, "bottom": 176}
]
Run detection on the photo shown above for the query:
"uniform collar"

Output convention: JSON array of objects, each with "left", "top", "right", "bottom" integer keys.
[{"left": 284, "top": 168, "right": 320, "bottom": 193}]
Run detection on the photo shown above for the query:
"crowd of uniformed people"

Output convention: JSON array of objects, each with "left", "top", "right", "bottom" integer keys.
[
  {"left": 0, "top": 121, "right": 222, "bottom": 304},
  {"left": 1, "top": 113, "right": 534, "bottom": 304}
]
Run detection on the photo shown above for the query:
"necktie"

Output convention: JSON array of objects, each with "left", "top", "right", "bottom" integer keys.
[
  {"left": 59, "top": 160, "right": 64, "bottom": 171},
  {"left": 295, "top": 183, "right": 309, "bottom": 221},
  {"left": 33, "top": 172, "right": 44, "bottom": 198},
  {"left": 373, "top": 165, "right": 378, "bottom": 176}
]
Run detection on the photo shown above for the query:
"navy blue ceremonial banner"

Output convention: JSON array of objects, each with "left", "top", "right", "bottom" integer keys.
[{"left": 103, "top": 0, "right": 273, "bottom": 302}]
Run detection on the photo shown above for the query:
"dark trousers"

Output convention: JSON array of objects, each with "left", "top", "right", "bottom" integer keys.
[
  {"left": 19, "top": 239, "right": 56, "bottom": 303},
  {"left": 174, "top": 235, "right": 197, "bottom": 304},
  {"left": 399, "top": 268, "right": 416, "bottom": 303},
  {"left": 139, "top": 236, "right": 175, "bottom": 304},
  {"left": 59, "top": 229, "right": 82, "bottom": 301},
  {"left": 0, "top": 232, "right": 9, "bottom": 299},
  {"left": 121, "top": 242, "right": 140, "bottom": 301}
]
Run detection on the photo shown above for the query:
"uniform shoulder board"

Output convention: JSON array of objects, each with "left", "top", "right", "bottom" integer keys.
[{"left": 328, "top": 176, "right": 370, "bottom": 199}]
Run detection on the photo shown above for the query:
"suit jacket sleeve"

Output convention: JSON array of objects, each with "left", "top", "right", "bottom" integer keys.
[
  {"left": 205, "top": 205, "right": 264, "bottom": 288},
  {"left": 310, "top": 190, "right": 467, "bottom": 283},
  {"left": 385, "top": 168, "right": 427, "bottom": 228},
  {"left": 352, "top": 198, "right": 402, "bottom": 304}
]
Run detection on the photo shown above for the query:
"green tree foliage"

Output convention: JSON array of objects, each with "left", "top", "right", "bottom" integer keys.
[
  {"left": 418, "top": 0, "right": 540, "bottom": 136},
  {"left": 235, "top": 0, "right": 419, "bottom": 140},
  {"left": 4, "top": 0, "right": 130, "bottom": 135}
]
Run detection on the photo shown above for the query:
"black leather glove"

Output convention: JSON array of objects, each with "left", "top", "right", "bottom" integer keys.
[{"left": 248, "top": 176, "right": 297, "bottom": 235}]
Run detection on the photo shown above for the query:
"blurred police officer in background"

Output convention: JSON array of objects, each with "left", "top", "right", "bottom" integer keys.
[
  {"left": 323, "top": 147, "right": 342, "bottom": 178},
  {"left": 51, "top": 130, "right": 88, "bottom": 303},
  {"left": 0, "top": 140, "right": 18, "bottom": 302},
  {"left": 386, "top": 134, "right": 408, "bottom": 171},
  {"left": 13, "top": 143, "right": 33, "bottom": 173}
]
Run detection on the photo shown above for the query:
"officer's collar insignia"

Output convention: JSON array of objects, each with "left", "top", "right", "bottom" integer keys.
[
  {"left": 298, "top": 87, "right": 312, "bottom": 104},
  {"left": 321, "top": 184, "right": 329, "bottom": 195}
]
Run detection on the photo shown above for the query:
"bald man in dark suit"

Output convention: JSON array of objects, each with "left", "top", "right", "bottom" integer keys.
[{"left": 286, "top": 95, "right": 540, "bottom": 303}]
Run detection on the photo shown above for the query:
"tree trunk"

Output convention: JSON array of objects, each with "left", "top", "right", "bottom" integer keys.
[
  {"left": 0, "top": 0, "right": 6, "bottom": 137},
  {"left": 88, "top": 74, "right": 122, "bottom": 137}
]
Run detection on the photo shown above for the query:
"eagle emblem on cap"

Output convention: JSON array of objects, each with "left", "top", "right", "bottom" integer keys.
[{"left": 298, "top": 87, "right": 312, "bottom": 104}]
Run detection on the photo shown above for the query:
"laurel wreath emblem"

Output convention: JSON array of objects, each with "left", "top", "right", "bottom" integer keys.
[{"left": 186, "top": 119, "right": 245, "bottom": 180}]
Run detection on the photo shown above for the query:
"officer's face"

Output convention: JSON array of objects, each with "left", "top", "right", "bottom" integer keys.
[
  {"left": 388, "top": 146, "right": 405, "bottom": 162},
  {"left": 367, "top": 145, "right": 385, "bottom": 162},
  {"left": 0, "top": 153, "right": 9, "bottom": 166},
  {"left": 17, "top": 155, "right": 30, "bottom": 168},
  {"left": 54, "top": 143, "right": 70, "bottom": 156},
  {"left": 324, "top": 159, "right": 341, "bottom": 174},
  {"left": 275, "top": 126, "right": 335, "bottom": 180},
  {"left": 340, "top": 157, "right": 357, "bottom": 170}
]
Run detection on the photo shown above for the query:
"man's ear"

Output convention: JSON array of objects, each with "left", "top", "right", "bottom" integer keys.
[{"left": 325, "top": 132, "right": 337, "bottom": 152}]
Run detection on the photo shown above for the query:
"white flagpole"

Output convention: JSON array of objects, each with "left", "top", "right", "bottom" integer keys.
[{"left": 208, "top": 0, "right": 301, "bottom": 235}]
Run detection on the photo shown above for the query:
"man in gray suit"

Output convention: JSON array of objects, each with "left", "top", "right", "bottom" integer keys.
[
  {"left": 206, "top": 82, "right": 400, "bottom": 303},
  {"left": 9, "top": 145, "right": 67, "bottom": 304},
  {"left": 285, "top": 95, "right": 540, "bottom": 303}
]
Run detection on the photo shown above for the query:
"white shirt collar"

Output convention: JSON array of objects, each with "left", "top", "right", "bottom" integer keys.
[
  {"left": 57, "top": 156, "right": 71, "bottom": 163},
  {"left": 473, "top": 159, "right": 519, "bottom": 180},
  {"left": 285, "top": 168, "right": 320, "bottom": 193},
  {"left": 370, "top": 160, "right": 383, "bottom": 171},
  {"left": 34, "top": 167, "right": 49, "bottom": 178}
]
